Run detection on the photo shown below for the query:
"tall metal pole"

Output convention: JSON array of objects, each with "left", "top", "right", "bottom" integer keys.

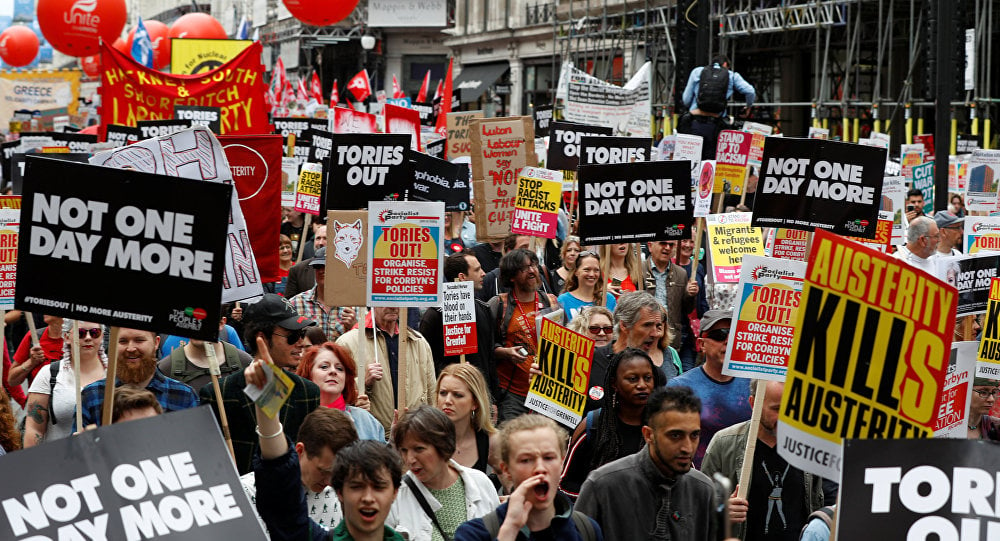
[{"left": 934, "top": 0, "right": 956, "bottom": 212}]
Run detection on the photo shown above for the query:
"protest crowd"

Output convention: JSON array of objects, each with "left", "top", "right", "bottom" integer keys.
[{"left": 0, "top": 6, "right": 998, "bottom": 541}]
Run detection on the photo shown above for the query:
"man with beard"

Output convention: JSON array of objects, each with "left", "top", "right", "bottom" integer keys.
[
  {"left": 201, "top": 293, "right": 322, "bottom": 474},
  {"left": 701, "top": 380, "right": 826, "bottom": 541},
  {"left": 575, "top": 386, "right": 715, "bottom": 540},
  {"left": 76, "top": 328, "right": 199, "bottom": 430}
]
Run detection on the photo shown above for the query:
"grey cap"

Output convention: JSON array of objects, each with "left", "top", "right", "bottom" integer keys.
[
  {"left": 933, "top": 211, "right": 963, "bottom": 229},
  {"left": 310, "top": 246, "right": 326, "bottom": 267},
  {"left": 700, "top": 309, "right": 733, "bottom": 332}
]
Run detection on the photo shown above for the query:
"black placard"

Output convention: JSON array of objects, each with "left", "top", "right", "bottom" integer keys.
[
  {"left": 1, "top": 140, "right": 20, "bottom": 190},
  {"left": 0, "top": 407, "right": 266, "bottom": 541},
  {"left": 105, "top": 124, "right": 142, "bottom": 146},
  {"left": 579, "top": 136, "right": 652, "bottom": 165},
  {"left": 272, "top": 117, "right": 327, "bottom": 139},
  {"left": 327, "top": 134, "right": 412, "bottom": 210},
  {"left": 174, "top": 105, "right": 222, "bottom": 133},
  {"left": 136, "top": 119, "right": 193, "bottom": 140},
  {"left": 425, "top": 138, "right": 445, "bottom": 160},
  {"left": 408, "top": 149, "right": 471, "bottom": 211},
  {"left": 751, "top": 138, "right": 886, "bottom": 237},
  {"left": 11, "top": 152, "right": 91, "bottom": 195},
  {"left": 577, "top": 160, "right": 693, "bottom": 244},
  {"left": 16, "top": 157, "right": 231, "bottom": 340},
  {"left": 533, "top": 104, "right": 553, "bottom": 137},
  {"left": 412, "top": 102, "right": 436, "bottom": 126},
  {"left": 547, "top": 121, "right": 613, "bottom": 171},
  {"left": 19, "top": 131, "right": 97, "bottom": 153},
  {"left": 307, "top": 128, "right": 334, "bottom": 219}
]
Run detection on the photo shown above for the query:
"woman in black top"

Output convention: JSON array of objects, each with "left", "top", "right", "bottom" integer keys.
[
  {"left": 548, "top": 235, "right": 581, "bottom": 294},
  {"left": 435, "top": 363, "right": 497, "bottom": 474}
]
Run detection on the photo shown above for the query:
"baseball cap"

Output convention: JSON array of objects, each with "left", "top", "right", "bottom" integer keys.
[
  {"left": 310, "top": 247, "right": 326, "bottom": 267},
  {"left": 700, "top": 309, "right": 732, "bottom": 333},
  {"left": 933, "top": 211, "right": 964, "bottom": 229},
  {"left": 245, "top": 293, "right": 315, "bottom": 330}
]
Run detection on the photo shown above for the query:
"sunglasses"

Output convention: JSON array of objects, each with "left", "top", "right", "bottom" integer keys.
[
  {"left": 702, "top": 328, "right": 730, "bottom": 342},
  {"left": 273, "top": 328, "right": 306, "bottom": 345},
  {"left": 77, "top": 328, "right": 101, "bottom": 339},
  {"left": 588, "top": 325, "right": 614, "bottom": 335}
]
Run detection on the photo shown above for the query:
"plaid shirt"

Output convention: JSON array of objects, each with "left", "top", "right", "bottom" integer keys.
[
  {"left": 289, "top": 286, "right": 351, "bottom": 340},
  {"left": 75, "top": 369, "right": 199, "bottom": 430},
  {"left": 200, "top": 368, "right": 320, "bottom": 475}
]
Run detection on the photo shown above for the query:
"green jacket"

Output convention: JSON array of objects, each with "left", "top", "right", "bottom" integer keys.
[
  {"left": 700, "top": 420, "right": 825, "bottom": 540},
  {"left": 329, "top": 521, "right": 405, "bottom": 541}
]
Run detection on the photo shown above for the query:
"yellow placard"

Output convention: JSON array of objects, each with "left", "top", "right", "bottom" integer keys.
[
  {"left": 977, "top": 278, "right": 1000, "bottom": 374},
  {"left": 525, "top": 319, "right": 594, "bottom": 427},
  {"left": 170, "top": 39, "right": 253, "bottom": 75}
]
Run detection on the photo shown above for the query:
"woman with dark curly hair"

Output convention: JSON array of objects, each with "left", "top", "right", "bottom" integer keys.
[
  {"left": 558, "top": 347, "right": 665, "bottom": 499},
  {"left": 0, "top": 387, "right": 21, "bottom": 455}
]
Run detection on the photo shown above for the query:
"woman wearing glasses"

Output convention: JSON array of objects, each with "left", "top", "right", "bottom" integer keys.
[
  {"left": 23, "top": 321, "right": 107, "bottom": 447},
  {"left": 557, "top": 251, "right": 617, "bottom": 322},
  {"left": 274, "top": 234, "right": 295, "bottom": 296},
  {"left": 968, "top": 377, "right": 1000, "bottom": 441},
  {"left": 568, "top": 306, "right": 616, "bottom": 348}
]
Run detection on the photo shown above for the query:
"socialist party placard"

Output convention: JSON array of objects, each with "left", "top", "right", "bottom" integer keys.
[
  {"left": 546, "top": 121, "right": 613, "bottom": 171},
  {"left": 577, "top": 160, "right": 693, "bottom": 244},
  {"left": 16, "top": 157, "right": 230, "bottom": 341},
  {"left": 752, "top": 138, "right": 886, "bottom": 237},
  {"left": 579, "top": 136, "right": 651, "bottom": 165},
  {"left": 367, "top": 201, "right": 444, "bottom": 307},
  {"left": 839, "top": 439, "right": 1000, "bottom": 541},
  {"left": 408, "top": 149, "right": 472, "bottom": 211},
  {"left": 0, "top": 407, "right": 265, "bottom": 541},
  {"left": 328, "top": 134, "right": 412, "bottom": 210}
]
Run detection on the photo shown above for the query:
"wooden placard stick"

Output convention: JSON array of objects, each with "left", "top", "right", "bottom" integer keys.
[
  {"left": 296, "top": 213, "right": 313, "bottom": 264},
  {"left": 356, "top": 306, "right": 369, "bottom": 392},
  {"left": 100, "top": 327, "right": 120, "bottom": 426},
  {"left": 25, "top": 312, "right": 40, "bottom": 347},
  {"left": 736, "top": 379, "right": 769, "bottom": 499},
  {"left": 397, "top": 307, "right": 409, "bottom": 413},
  {"left": 568, "top": 171, "right": 577, "bottom": 234},
  {"left": 204, "top": 341, "right": 236, "bottom": 462},
  {"left": 72, "top": 320, "right": 83, "bottom": 430}
]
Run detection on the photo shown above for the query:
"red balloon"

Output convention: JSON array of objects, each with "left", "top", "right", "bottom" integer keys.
[
  {"left": 168, "top": 13, "right": 227, "bottom": 40},
  {"left": 37, "top": 0, "right": 127, "bottom": 57},
  {"left": 125, "top": 20, "right": 170, "bottom": 69},
  {"left": 80, "top": 54, "right": 100, "bottom": 76},
  {"left": 112, "top": 37, "right": 128, "bottom": 54},
  {"left": 283, "top": 0, "right": 360, "bottom": 27},
  {"left": 0, "top": 25, "right": 40, "bottom": 67}
]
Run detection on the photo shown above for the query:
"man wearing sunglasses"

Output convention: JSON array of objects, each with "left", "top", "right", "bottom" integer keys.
[
  {"left": 200, "top": 293, "right": 321, "bottom": 474},
  {"left": 667, "top": 309, "right": 751, "bottom": 468},
  {"left": 968, "top": 377, "right": 1000, "bottom": 441}
]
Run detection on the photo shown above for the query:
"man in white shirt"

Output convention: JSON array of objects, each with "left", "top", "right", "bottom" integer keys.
[{"left": 894, "top": 216, "right": 939, "bottom": 274}]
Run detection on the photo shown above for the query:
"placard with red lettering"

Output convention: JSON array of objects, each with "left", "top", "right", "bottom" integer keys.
[
  {"left": 714, "top": 130, "right": 753, "bottom": 195},
  {"left": 511, "top": 167, "right": 562, "bottom": 238},
  {"left": 293, "top": 162, "right": 322, "bottom": 215},
  {"left": 723, "top": 255, "right": 806, "bottom": 380},
  {"left": 0, "top": 196, "right": 19, "bottom": 309},
  {"left": 442, "top": 281, "right": 478, "bottom": 356},
  {"left": 469, "top": 117, "right": 537, "bottom": 241},
  {"left": 935, "top": 341, "right": 975, "bottom": 438},
  {"left": 367, "top": 201, "right": 444, "bottom": 307}
]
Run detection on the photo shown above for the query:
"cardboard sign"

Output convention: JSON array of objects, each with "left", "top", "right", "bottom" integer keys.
[
  {"left": 17, "top": 157, "right": 230, "bottom": 340},
  {"left": 470, "top": 117, "right": 537, "bottom": 241},
  {"left": 525, "top": 318, "right": 594, "bottom": 427},
  {"left": 105, "top": 124, "right": 142, "bottom": 147},
  {"left": 533, "top": 104, "right": 553, "bottom": 137},
  {"left": 92, "top": 127, "right": 266, "bottom": 302},
  {"left": 174, "top": 105, "right": 222, "bottom": 133},
  {"left": 911, "top": 161, "right": 935, "bottom": 214},
  {"left": 0, "top": 196, "right": 19, "bottom": 310},
  {"left": 511, "top": 167, "right": 562, "bottom": 238},
  {"left": 965, "top": 216, "right": 1000, "bottom": 254},
  {"left": 333, "top": 107, "right": 377, "bottom": 134},
  {"left": 935, "top": 252, "right": 1000, "bottom": 316},
  {"left": 384, "top": 104, "right": 421, "bottom": 150},
  {"left": 723, "top": 255, "right": 806, "bottom": 380},
  {"left": 770, "top": 229, "right": 809, "bottom": 261},
  {"left": 546, "top": 121, "right": 613, "bottom": 171},
  {"left": 839, "top": 439, "right": 1000, "bottom": 540},
  {"left": 714, "top": 130, "right": 753, "bottom": 194},
  {"left": 978, "top": 279, "right": 1000, "bottom": 378},
  {"left": 935, "top": 341, "right": 975, "bottom": 438},
  {"left": 673, "top": 133, "right": 704, "bottom": 183},
  {"left": 577, "top": 160, "right": 693, "bottom": 244},
  {"left": 881, "top": 175, "right": 907, "bottom": 245},
  {"left": 367, "top": 201, "right": 444, "bottom": 307},
  {"left": 442, "top": 281, "right": 478, "bottom": 356},
  {"left": 408, "top": 150, "right": 471, "bottom": 212},
  {"left": 705, "top": 213, "right": 764, "bottom": 283},
  {"left": 273, "top": 118, "right": 328, "bottom": 139},
  {"left": 136, "top": 119, "right": 193, "bottom": 140},
  {"left": 578, "top": 136, "right": 651, "bottom": 165},
  {"left": 752, "top": 138, "right": 886, "bottom": 237},
  {"left": 326, "top": 210, "right": 368, "bottom": 307},
  {"left": 693, "top": 160, "right": 715, "bottom": 217},
  {"left": 0, "top": 407, "right": 265, "bottom": 541},
  {"left": 293, "top": 162, "right": 323, "bottom": 215},
  {"left": 328, "top": 134, "right": 412, "bottom": 210},
  {"left": 445, "top": 111, "right": 483, "bottom": 159},
  {"left": 965, "top": 149, "right": 1000, "bottom": 212},
  {"left": 777, "top": 230, "right": 955, "bottom": 481}
]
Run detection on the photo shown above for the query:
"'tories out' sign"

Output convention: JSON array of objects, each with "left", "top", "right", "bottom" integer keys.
[{"left": 367, "top": 202, "right": 444, "bottom": 307}]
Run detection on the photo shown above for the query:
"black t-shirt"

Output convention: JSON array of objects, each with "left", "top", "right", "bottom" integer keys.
[{"left": 745, "top": 440, "right": 806, "bottom": 541}]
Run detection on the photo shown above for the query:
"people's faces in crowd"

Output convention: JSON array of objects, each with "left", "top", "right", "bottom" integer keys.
[
  {"left": 951, "top": 194, "right": 965, "bottom": 211},
  {"left": 915, "top": 223, "right": 940, "bottom": 259},
  {"left": 679, "top": 238, "right": 695, "bottom": 259},
  {"left": 643, "top": 408, "right": 700, "bottom": 478},
  {"left": 586, "top": 313, "right": 614, "bottom": 348},
  {"left": 513, "top": 236, "right": 532, "bottom": 251},
  {"left": 313, "top": 225, "right": 327, "bottom": 249},
  {"left": 116, "top": 407, "right": 160, "bottom": 423},
  {"left": 117, "top": 329, "right": 160, "bottom": 384},
  {"left": 278, "top": 234, "right": 294, "bottom": 263},
  {"left": 297, "top": 443, "right": 336, "bottom": 494},
  {"left": 70, "top": 321, "right": 102, "bottom": 357},
  {"left": 562, "top": 241, "right": 581, "bottom": 269},
  {"left": 310, "top": 349, "right": 347, "bottom": 399},
  {"left": 939, "top": 221, "right": 962, "bottom": 250},
  {"left": 500, "top": 427, "right": 564, "bottom": 512},
  {"left": 269, "top": 325, "right": 306, "bottom": 370},
  {"left": 397, "top": 433, "right": 450, "bottom": 487},
  {"left": 512, "top": 255, "right": 540, "bottom": 292},
  {"left": 573, "top": 254, "right": 602, "bottom": 290},
  {"left": 907, "top": 193, "right": 925, "bottom": 211},
  {"left": 611, "top": 243, "right": 630, "bottom": 258},
  {"left": 622, "top": 306, "right": 664, "bottom": 352},
  {"left": 373, "top": 307, "right": 400, "bottom": 331},
  {"left": 437, "top": 375, "right": 476, "bottom": 426},
  {"left": 647, "top": 241, "right": 673, "bottom": 267},
  {"left": 971, "top": 383, "right": 999, "bottom": 419},
  {"left": 755, "top": 381, "right": 784, "bottom": 438},
  {"left": 614, "top": 356, "right": 654, "bottom": 409},
  {"left": 698, "top": 319, "right": 732, "bottom": 364},
  {"left": 338, "top": 467, "right": 398, "bottom": 538},
  {"left": 461, "top": 254, "right": 485, "bottom": 290}
]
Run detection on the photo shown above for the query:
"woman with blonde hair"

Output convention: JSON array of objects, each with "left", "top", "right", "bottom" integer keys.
[
  {"left": 558, "top": 250, "right": 616, "bottom": 321},
  {"left": 548, "top": 235, "right": 581, "bottom": 294},
  {"left": 435, "top": 363, "right": 497, "bottom": 474},
  {"left": 567, "top": 305, "right": 616, "bottom": 348},
  {"left": 599, "top": 243, "right": 643, "bottom": 297}
]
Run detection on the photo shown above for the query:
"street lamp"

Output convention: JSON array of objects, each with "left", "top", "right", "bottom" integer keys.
[{"left": 361, "top": 34, "right": 376, "bottom": 50}]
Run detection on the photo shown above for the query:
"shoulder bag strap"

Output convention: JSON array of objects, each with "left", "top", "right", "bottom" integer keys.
[
  {"left": 48, "top": 361, "right": 60, "bottom": 425},
  {"left": 403, "top": 476, "right": 451, "bottom": 541}
]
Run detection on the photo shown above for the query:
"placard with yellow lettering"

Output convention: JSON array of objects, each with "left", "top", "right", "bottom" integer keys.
[
  {"left": 777, "top": 229, "right": 956, "bottom": 481},
  {"left": 976, "top": 278, "right": 1000, "bottom": 378},
  {"left": 525, "top": 319, "right": 594, "bottom": 427}
]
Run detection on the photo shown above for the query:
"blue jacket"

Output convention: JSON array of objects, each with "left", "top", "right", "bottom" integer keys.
[{"left": 454, "top": 494, "right": 602, "bottom": 541}]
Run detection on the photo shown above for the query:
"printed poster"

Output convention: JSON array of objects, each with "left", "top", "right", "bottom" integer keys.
[
  {"left": 525, "top": 318, "right": 594, "bottom": 427},
  {"left": 936, "top": 252, "right": 1000, "bottom": 316},
  {"left": 293, "top": 162, "right": 322, "bottom": 215},
  {"left": 965, "top": 216, "right": 1000, "bottom": 254},
  {"left": 714, "top": 130, "right": 752, "bottom": 195},
  {"left": 0, "top": 196, "right": 19, "bottom": 310},
  {"left": 546, "top": 121, "right": 613, "bottom": 171},
  {"left": 706, "top": 213, "right": 764, "bottom": 283},
  {"left": 511, "top": 167, "right": 562, "bottom": 238},
  {"left": 770, "top": 229, "right": 809, "bottom": 261},
  {"left": 325, "top": 210, "right": 368, "bottom": 307},
  {"left": 935, "top": 341, "right": 976, "bottom": 438},
  {"left": 555, "top": 61, "right": 652, "bottom": 138},
  {"left": 976, "top": 278, "right": 1000, "bottom": 378},
  {"left": 966, "top": 149, "right": 1000, "bottom": 212},
  {"left": 911, "top": 162, "right": 935, "bottom": 214},
  {"left": 693, "top": 160, "right": 715, "bottom": 218},
  {"left": 442, "top": 281, "right": 478, "bottom": 356},
  {"left": 367, "top": 201, "right": 444, "bottom": 307}
]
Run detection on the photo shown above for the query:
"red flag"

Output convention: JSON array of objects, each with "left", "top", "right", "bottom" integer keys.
[
  {"left": 434, "top": 59, "right": 453, "bottom": 138},
  {"left": 347, "top": 69, "right": 372, "bottom": 102},
  {"left": 392, "top": 74, "right": 405, "bottom": 99},
  {"left": 272, "top": 58, "right": 287, "bottom": 108},
  {"left": 296, "top": 78, "right": 308, "bottom": 102},
  {"left": 416, "top": 70, "right": 431, "bottom": 102},
  {"left": 432, "top": 80, "right": 443, "bottom": 102},
  {"left": 310, "top": 71, "right": 323, "bottom": 103},
  {"left": 282, "top": 78, "right": 295, "bottom": 108},
  {"left": 330, "top": 80, "right": 339, "bottom": 107}
]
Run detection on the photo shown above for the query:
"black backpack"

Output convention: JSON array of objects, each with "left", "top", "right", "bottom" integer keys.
[{"left": 697, "top": 64, "right": 730, "bottom": 114}]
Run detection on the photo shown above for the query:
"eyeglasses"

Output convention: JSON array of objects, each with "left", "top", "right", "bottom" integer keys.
[
  {"left": 973, "top": 388, "right": 1000, "bottom": 398},
  {"left": 702, "top": 328, "right": 730, "bottom": 342},
  {"left": 588, "top": 325, "right": 614, "bottom": 335},
  {"left": 273, "top": 328, "right": 306, "bottom": 345},
  {"left": 77, "top": 328, "right": 101, "bottom": 339}
]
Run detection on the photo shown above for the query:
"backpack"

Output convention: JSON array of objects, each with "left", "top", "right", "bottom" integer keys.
[
  {"left": 481, "top": 508, "right": 596, "bottom": 541},
  {"left": 697, "top": 64, "right": 730, "bottom": 114},
  {"left": 168, "top": 342, "right": 244, "bottom": 385},
  {"left": 799, "top": 505, "right": 836, "bottom": 540},
  {"left": 17, "top": 361, "right": 60, "bottom": 437}
]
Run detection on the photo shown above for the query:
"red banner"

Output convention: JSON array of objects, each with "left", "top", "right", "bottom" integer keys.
[
  {"left": 99, "top": 41, "right": 271, "bottom": 135},
  {"left": 218, "top": 135, "right": 283, "bottom": 282}
]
